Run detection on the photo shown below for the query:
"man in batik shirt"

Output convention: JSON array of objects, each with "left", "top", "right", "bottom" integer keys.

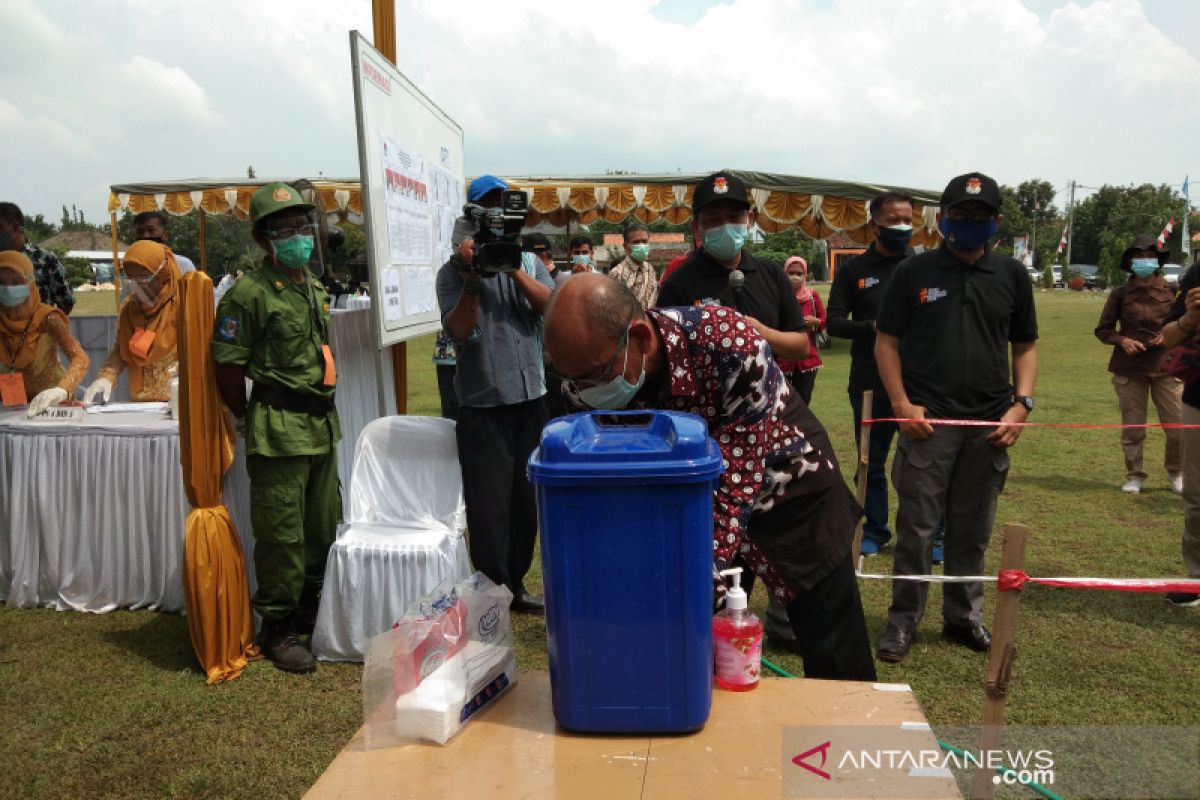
[{"left": 544, "top": 273, "right": 875, "bottom": 681}]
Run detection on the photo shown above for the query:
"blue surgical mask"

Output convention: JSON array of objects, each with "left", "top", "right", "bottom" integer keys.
[
  {"left": 938, "top": 217, "right": 997, "bottom": 252},
  {"left": 875, "top": 223, "right": 914, "bottom": 252},
  {"left": 1130, "top": 258, "right": 1160, "bottom": 278},
  {"left": 0, "top": 283, "right": 30, "bottom": 307},
  {"left": 272, "top": 234, "right": 315, "bottom": 270},
  {"left": 571, "top": 254, "right": 592, "bottom": 266},
  {"left": 578, "top": 331, "right": 646, "bottom": 410},
  {"left": 703, "top": 223, "right": 748, "bottom": 261}
]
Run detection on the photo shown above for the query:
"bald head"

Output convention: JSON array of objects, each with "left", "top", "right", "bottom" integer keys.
[{"left": 545, "top": 272, "right": 668, "bottom": 396}]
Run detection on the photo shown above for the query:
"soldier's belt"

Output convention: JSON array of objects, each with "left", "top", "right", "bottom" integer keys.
[{"left": 251, "top": 382, "right": 336, "bottom": 416}]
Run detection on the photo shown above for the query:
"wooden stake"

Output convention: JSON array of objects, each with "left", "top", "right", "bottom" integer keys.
[
  {"left": 970, "top": 523, "right": 1028, "bottom": 800},
  {"left": 198, "top": 210, "right": 208, "bottom": 274},
  {"left": 110, "top": 211, "right": 121, "bottom": 315},
  {"left": 850, "top": 389, "right": 873, "bottom": 567},
  {"left": 373, "top": 0, "right": 408, "bottom": 415}
]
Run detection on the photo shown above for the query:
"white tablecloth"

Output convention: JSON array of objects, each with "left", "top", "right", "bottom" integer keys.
[
  {"left": 0, "top": 410, "right": 253, "bottom": 612},
  {"left": 68, "top": 308, "right": 394, "bottom": 492}
]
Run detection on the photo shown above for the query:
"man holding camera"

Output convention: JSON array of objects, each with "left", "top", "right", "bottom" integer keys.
[{"left": 436, "top": 174, "right": 555, "bottom": 614}]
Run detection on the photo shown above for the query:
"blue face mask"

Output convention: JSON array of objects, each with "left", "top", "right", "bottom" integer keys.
[
  {"left": 703, "top": 223, "right": 748, "bottom": 261},
  {"left": 0, "top": 283, "right": 30, "bottom": 307},
  {"left": 571, "top": 254, "right": 592, "bottom": 266},
  {"left": 938, "top": 216, "right": 997, "bottom": 251},
  {"left": 578, "top": 329, "right": 646, "bottom": 410},
  {"left": 875, "top": 223, "right": 913, "bottom": 252},
  {"left": 1130, "top": 258, "right": 1160, "bottom": 278}
]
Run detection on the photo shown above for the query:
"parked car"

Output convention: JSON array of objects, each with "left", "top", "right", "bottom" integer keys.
[
  {"left": 1163, "top": 264, "right": 1183, "bottom": 291},
  {"left": 1050, "top": 264, "right": 1063, "bottom": 287},
  {"left": 1069, "top": 264, "right": 1100, "bottom": 289}
]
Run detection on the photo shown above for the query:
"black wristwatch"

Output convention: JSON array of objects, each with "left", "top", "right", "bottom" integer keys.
[{"left": 1013, "top": 395, "right": 1035, "bottom": 413}]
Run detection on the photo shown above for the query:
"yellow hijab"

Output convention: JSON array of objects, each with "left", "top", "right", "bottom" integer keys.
[
  {"left": 0, "top": 250, "right": 62, "bottom": 370},
  {"left": 118, "top": 241, "right": 181, "bottom": 393}
]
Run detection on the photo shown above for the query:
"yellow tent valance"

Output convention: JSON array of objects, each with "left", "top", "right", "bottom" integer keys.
[{"left": 108, "top": 179, "right": 363, "bottom": 221}]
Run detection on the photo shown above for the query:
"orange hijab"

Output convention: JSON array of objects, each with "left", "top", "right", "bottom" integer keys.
[
  {"left": 0, "top": 250, "right": 62, "bottom": 370},
  {"left": 118, "top": 241, "right": 181, "bottom": 376}
]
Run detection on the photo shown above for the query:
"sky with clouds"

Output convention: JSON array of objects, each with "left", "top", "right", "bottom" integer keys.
[{"left": 2, "top": 0, "right": 1198, "bottom": 223}]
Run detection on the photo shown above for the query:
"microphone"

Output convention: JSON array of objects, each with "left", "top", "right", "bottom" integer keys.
[{"left": 729, "top": 269, "right": 745, "bottom": 312}]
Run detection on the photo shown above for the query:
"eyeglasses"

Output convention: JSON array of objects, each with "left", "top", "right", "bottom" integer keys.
[
  {"left": 265, "top": 223, "right": 317, "bottom": 240},
  {"left": 563, "top": 306, "right": 636, "bottom": 391},
  {"left": 121, "top": 263, "right": 162, "bottom": 284}
]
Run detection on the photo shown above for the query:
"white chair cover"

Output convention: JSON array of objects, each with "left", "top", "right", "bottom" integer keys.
[{"left": 312, "top": 416, "right": 472, "bottom": 661}]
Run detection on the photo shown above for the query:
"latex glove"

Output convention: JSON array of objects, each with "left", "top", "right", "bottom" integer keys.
[
  {"left": 83, "top": 377, "right": 113, "bottom": 405},
  {"left": 27, "top": 387, "right": 68, "bottom": 418}
]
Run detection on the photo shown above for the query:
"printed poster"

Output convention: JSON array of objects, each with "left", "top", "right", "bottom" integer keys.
[{"left": 380, "top": 134, "right": 432, "bottom": 266}]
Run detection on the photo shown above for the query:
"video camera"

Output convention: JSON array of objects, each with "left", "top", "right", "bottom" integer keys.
[{"left": 460, "top": 190, "right": 529, "bottom": 274}]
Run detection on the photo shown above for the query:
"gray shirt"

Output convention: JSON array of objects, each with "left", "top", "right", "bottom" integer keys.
[{"left": 436, "top": 252, "right": 555, "bottom": 408}]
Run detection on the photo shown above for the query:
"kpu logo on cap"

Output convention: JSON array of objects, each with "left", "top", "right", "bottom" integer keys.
[
  {"left": 272, "top": 187, "right": 292, "bottom": 202},
  {"left": 713, "top": 176, "right": 729, "bottom": 195},
  {"left": 965, "top": 177, "right": 982, "bottom": 195}
]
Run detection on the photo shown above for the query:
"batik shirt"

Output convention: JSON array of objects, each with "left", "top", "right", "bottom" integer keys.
[
  {"left": 23, "top": 243, "right": 75, "bottom": 314},
  {"left": 566, "top": 305, "right": 839, "bottom": 600},
  {"left": 608, "top": 255, "right": 659, "bottom": 309}
]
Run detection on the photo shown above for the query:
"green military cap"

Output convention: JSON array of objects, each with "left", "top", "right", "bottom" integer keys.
[{"left": 250, "top": 182, "right": 315, "bottom": 224}]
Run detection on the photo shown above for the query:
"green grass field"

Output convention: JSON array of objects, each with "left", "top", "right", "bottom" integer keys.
[{"left": 2, "top": 289, "right": 1198, "bottom": 798}]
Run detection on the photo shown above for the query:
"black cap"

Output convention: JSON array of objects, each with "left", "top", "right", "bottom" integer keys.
[
  {"left": 522, "top": 232, "right": 551, "bottom": 254},
  {"left": 692, "top": 171, "right": 751, "bottom": 214},
  {"left": 940, "top": 172, "right": 1001, "bottom": 213},
  {"left": 1119, "top": 234, "right": 1168, "bottom": 272}
]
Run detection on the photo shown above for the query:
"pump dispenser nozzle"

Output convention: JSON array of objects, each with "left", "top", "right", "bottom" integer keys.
[{"left": 719, "top": 567, "right": 748, "bottom": 611}]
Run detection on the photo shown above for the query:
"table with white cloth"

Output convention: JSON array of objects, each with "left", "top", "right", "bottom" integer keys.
[{"left": 0, "top": 409, "right": 253, "bottom": 612}]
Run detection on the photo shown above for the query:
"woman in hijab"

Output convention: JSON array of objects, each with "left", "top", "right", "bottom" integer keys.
[
  {"left": 1094, "top": 234, "right": 1183, "bottom": 494},
  {"left": 0, "top": 250, "right": 89, "bottom": 416},
  {"left": 776, "top": 255, "right": 825, "bottom": 405},
  {"left": 83, "top": 240, "right": 181, "bottom": 403}
]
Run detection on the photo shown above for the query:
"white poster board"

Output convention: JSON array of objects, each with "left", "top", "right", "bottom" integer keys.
[{"left": 350, "top": 31, "right": 464, "bottom": 350}]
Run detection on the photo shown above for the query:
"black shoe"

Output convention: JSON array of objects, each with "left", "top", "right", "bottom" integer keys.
[
  {"left": 876, "top": 625, "right": 917, "bottom": 663},
  {"left": 942, "top": 623, "right": 991, "bottom": 652},
  {"left": 766, "top": 634, "right": 802, "bottom": 655},
  {"left": 258, "top": 616, "right": 316, "bottom": 674},
  {"left": 295, "top": 588, "right": 321, "bottom": 638},
  {"left": 510, "top": 591, "right": 545, "bottom": 615},
  {"left": 1165, "top": 592, "right": 1200, "bottom": 607}
]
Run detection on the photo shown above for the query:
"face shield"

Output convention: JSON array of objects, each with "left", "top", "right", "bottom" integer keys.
[{"left": 121, "top": 260, "right": 164, "bottom": 307}]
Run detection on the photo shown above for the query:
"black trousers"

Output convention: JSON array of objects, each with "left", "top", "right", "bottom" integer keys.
[
  {"left": 455, "top": 397, "right": 548, "bottom": 596},
  {"left": 742, "top": 551, "right": 877, "bottom": 682},
  {"left": 436, "top": 364, "right": 458, "bottom": 421}
]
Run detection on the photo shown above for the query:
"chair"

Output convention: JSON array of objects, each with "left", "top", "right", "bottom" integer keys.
[{"left": 312, "top": 416, "right": 472, "bottom": 661}]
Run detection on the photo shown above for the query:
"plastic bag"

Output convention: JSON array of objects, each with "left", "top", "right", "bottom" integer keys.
[{"left": 362, "top": 571, "right": 516, "bottom": 748}]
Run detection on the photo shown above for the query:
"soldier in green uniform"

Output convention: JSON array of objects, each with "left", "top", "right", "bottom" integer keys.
[{"left": 211, "top": 182, "right": 341, "bottom": 674}]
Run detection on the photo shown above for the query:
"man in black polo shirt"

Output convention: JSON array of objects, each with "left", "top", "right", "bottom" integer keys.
[
  {"left": 658, "top": 170, "right": 817, "bottom": 652},
  {"left": 827, "top": 192, "right": 915, "bottom": 557},
  {"left": 874, "top": 172, "right": 1038, "bottom": 663},
  {"left": 658, "top": 171, "right": 810, "bottom": 362}
]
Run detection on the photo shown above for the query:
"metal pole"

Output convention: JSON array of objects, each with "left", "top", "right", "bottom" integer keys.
[{"left": 1065, "top": 180, "right": 1075, "bottom": 268}]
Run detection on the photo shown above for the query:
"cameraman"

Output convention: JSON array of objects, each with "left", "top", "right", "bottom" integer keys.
[{"left": 436, "top": 175, "right": 555, "bottom": 614}]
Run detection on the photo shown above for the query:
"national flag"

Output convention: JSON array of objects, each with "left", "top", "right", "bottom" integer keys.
[
  {"left": 1157, "top": 217, "right": 1176, "bottom": 249},
  {"left": 1055, "top": 225, "right": 1068, "bottom": 255},
  {"left": 1183, "top": 176, "right": 1191, "bottom": 263}
]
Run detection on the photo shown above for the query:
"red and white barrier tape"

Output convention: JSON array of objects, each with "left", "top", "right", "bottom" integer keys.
[
  {"left": 863, "top": 417, "right": 1200, "bottom": 430},
  {"left": 855, "top": 567, "right": 1200, "bottom": 594}
]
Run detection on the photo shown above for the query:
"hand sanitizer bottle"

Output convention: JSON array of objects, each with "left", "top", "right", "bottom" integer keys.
[{"left": 713, "top": 567, "right": 762, "bottom": 691}]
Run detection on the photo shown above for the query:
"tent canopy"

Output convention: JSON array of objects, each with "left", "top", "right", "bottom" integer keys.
[
  {"left": 109, "top": 177, "right": 363, "bottom": 223},
  {"left": 107, "top": 169, "right": 943, "bottom": 245}
]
